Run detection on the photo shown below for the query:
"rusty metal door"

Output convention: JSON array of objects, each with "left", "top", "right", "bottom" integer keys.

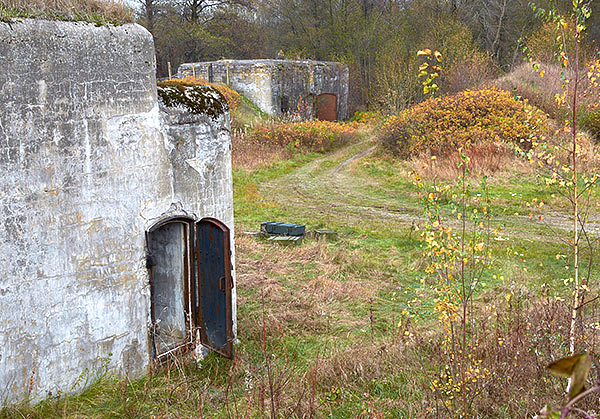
[
  {"left": 195, "top": 218, "right": 233, "bottom": 358},
  {"left": 316, "top": 93, "right": 337, "bottom": 121}
]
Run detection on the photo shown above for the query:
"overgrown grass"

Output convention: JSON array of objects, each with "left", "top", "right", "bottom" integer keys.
[
  {"left": 494, "top": 63, "right": 600, "bottom": 141},
  {"left": 3, "top": 143, "right": 600, "bottom": 417},
  {"left": 0, "top": 0, "right": 132, "bottom": 24},
  {"left": 2, "top": 99, "right": 600, "bottom": 417}
]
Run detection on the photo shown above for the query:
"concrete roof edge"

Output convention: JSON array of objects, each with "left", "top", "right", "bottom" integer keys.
[{"left": 179, "top": 59, "right": 347, "bottom": 68}]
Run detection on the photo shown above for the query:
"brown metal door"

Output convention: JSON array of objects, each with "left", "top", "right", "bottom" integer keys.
[{"left": 316, "top": 93, "right": 337, "bottom": 121}]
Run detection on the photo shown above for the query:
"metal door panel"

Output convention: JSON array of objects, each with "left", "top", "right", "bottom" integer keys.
[
  {"left": 316, "top": 93, "right": 337, "bottom": 121},
  {"left": 147, "top": 218, "right": 195, "bottom": 360},
  {"left": 195, "top": 218, "right": 233, "bottom": 358}
]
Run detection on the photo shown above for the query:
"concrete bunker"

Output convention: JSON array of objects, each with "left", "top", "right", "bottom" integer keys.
[
  {"left": 0, "top": 19, "right": 235, "bottom": 405},
  {"left": 178, "top": 59, "right": 350, "bottom": 121}
]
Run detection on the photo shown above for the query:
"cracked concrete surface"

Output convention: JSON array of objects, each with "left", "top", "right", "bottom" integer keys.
[{"left": 0, "top": 19, "right": 235, "bottom": 405}]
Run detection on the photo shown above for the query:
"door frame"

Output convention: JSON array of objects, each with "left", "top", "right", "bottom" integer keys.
[{"left": 146, "top": 216, "right": 234, "bottom": 361}]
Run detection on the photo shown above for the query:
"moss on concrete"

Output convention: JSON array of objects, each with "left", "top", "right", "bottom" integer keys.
[{"left": 157, "top": 85, "right": 228, "bottom": 119}]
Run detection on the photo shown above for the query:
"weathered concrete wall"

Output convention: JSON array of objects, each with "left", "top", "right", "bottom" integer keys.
[
  {"left": 0, "top": 19, "right": 234, "bottom": 405},
  {"left": 158, "top": 86, "right": 236, "bottom": 346},
  {"left": 178, "top": 59, "right": 350, "bottom": 120}
]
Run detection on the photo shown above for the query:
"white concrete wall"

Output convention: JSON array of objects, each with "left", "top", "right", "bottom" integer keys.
[
  {"left": 0, "top": 19, "right": 234, "bottom": 405},
  {"left": 178, "top": 59, "right": 350, "bottom": 120}
]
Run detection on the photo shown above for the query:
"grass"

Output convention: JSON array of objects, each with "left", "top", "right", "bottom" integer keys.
[
  {"left": 0, "top": 0, "right": 132, "bottom": 25},
  {"left": 493, "top": 62, "right": 600, "bottom": 141},
  {"left": 2, "top": 107, "right": 600, "bottom": 417}
]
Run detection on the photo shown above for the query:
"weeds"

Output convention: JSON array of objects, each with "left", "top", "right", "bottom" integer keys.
[
  {"left": 233, "top": 120, "right": 363, "bottom": 170},
  {"left": 0, "top": 0, "right": 132, "bottom": 24}
]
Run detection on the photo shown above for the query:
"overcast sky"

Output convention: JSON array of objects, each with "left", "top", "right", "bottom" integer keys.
[{"left": 123, "top": 0, "right": 138, "bottom": 9}]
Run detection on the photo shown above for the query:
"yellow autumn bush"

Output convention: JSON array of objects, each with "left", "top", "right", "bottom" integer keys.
[{"left": 379, "top": 88, "right": 548, "bottom": 158}]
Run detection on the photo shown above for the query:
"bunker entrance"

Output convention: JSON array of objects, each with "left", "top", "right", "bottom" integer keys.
[
  {"left": 148, "top": 220, "right": 192, "bottom": 357},
  {"left": 147, "top": 217, "right": 234, "bottom": 361},
  {"left": 316, "top": 93, "right": 337, "bottom": 121}
]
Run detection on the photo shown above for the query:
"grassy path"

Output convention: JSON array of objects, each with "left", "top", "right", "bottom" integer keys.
[
  {"left": 255, "top": 138, "right": 421, "bottom": 231},
  {"left": 5, "top": 137, "right": 599, "bottom": 418}
]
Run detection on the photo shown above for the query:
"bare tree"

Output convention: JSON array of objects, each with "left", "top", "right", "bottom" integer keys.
[
  {"left": 138, "top": 0, "right": 162, "bottom": 33},
  {"left": 178, "top": 0, "right": 253, "bottom": 22}
]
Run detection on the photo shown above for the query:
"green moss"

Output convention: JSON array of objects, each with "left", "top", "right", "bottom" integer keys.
[{"left": 157, "top": 85, "right": 228, "bottom": 119}]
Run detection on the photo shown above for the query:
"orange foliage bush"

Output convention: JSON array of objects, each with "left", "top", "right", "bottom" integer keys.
[
  {"left": 379, "top": 88, "right": 548, "bottom": 158},
  {"left": 158, "top": 76, "right": 241, "bottom": 112},
  {"left": 247, "top": 120, "right": 360, "bottom": 153}
]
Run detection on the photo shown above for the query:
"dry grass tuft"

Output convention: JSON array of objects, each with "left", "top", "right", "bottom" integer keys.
[
  {"left": 493, "top": 63, "right": 571, "bottom": 121},
  {"left": 409, "top": 141, "right": 533, "bottom": 181},
  {"left": 407, "top": 125, "right": 600, "bottom": 182},
  {"left": 493, "top": 62, "right": 600, "bottom": 141},
  {"left": 232, "top": 132, "right": 294, "bottom": 170},
  {"left": 0, "top": 0, "right": 133, "bottom": 24},
  {"left": 235, "top": 234, "right": 375, "bottom": 338}
]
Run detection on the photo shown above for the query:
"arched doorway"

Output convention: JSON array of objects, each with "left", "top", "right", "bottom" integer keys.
[
  {"left": 147, "top": 217, "right": 233, "bottom": 360},
  {"left": 316, "top": 93, "right": 337, "bottom": 121}
]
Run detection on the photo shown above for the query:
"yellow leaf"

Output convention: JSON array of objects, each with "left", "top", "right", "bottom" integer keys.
[
  {"left": 548, "top": 353, "right": 593, "bottom": 400},
  {"left": 540, "top": 70, "right": 545, "bottom": 78},
  {"left": 417, "top": 49, "right": 432, "bottom": 56}
]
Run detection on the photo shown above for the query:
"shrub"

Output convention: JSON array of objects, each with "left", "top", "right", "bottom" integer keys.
[
  {"left": 349, "top": 111, "right": 385, "bottom": 125},
  {"left": 233, "top": 120, "right": 362, "bottom": 169},
  {"left": 379, "top": 88, "right": 548, "bottom": 158},
  {"left": 158, "top": 76, "right": 241, "bottom": 113},
  {"left": 526, "top": 20, "right": 595, "bottom": 65},
  {"left": 247, "top": 121, "right": 359, "bottom": 153}
]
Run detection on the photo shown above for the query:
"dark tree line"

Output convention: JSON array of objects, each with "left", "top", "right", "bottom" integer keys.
[{"left": 136, "top": 0, "right": 600, "bottom": 111}]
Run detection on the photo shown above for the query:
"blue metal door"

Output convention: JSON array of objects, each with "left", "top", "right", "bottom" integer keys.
[{"left": 195, "top": 218, "right": 233, "bottom": 358}]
